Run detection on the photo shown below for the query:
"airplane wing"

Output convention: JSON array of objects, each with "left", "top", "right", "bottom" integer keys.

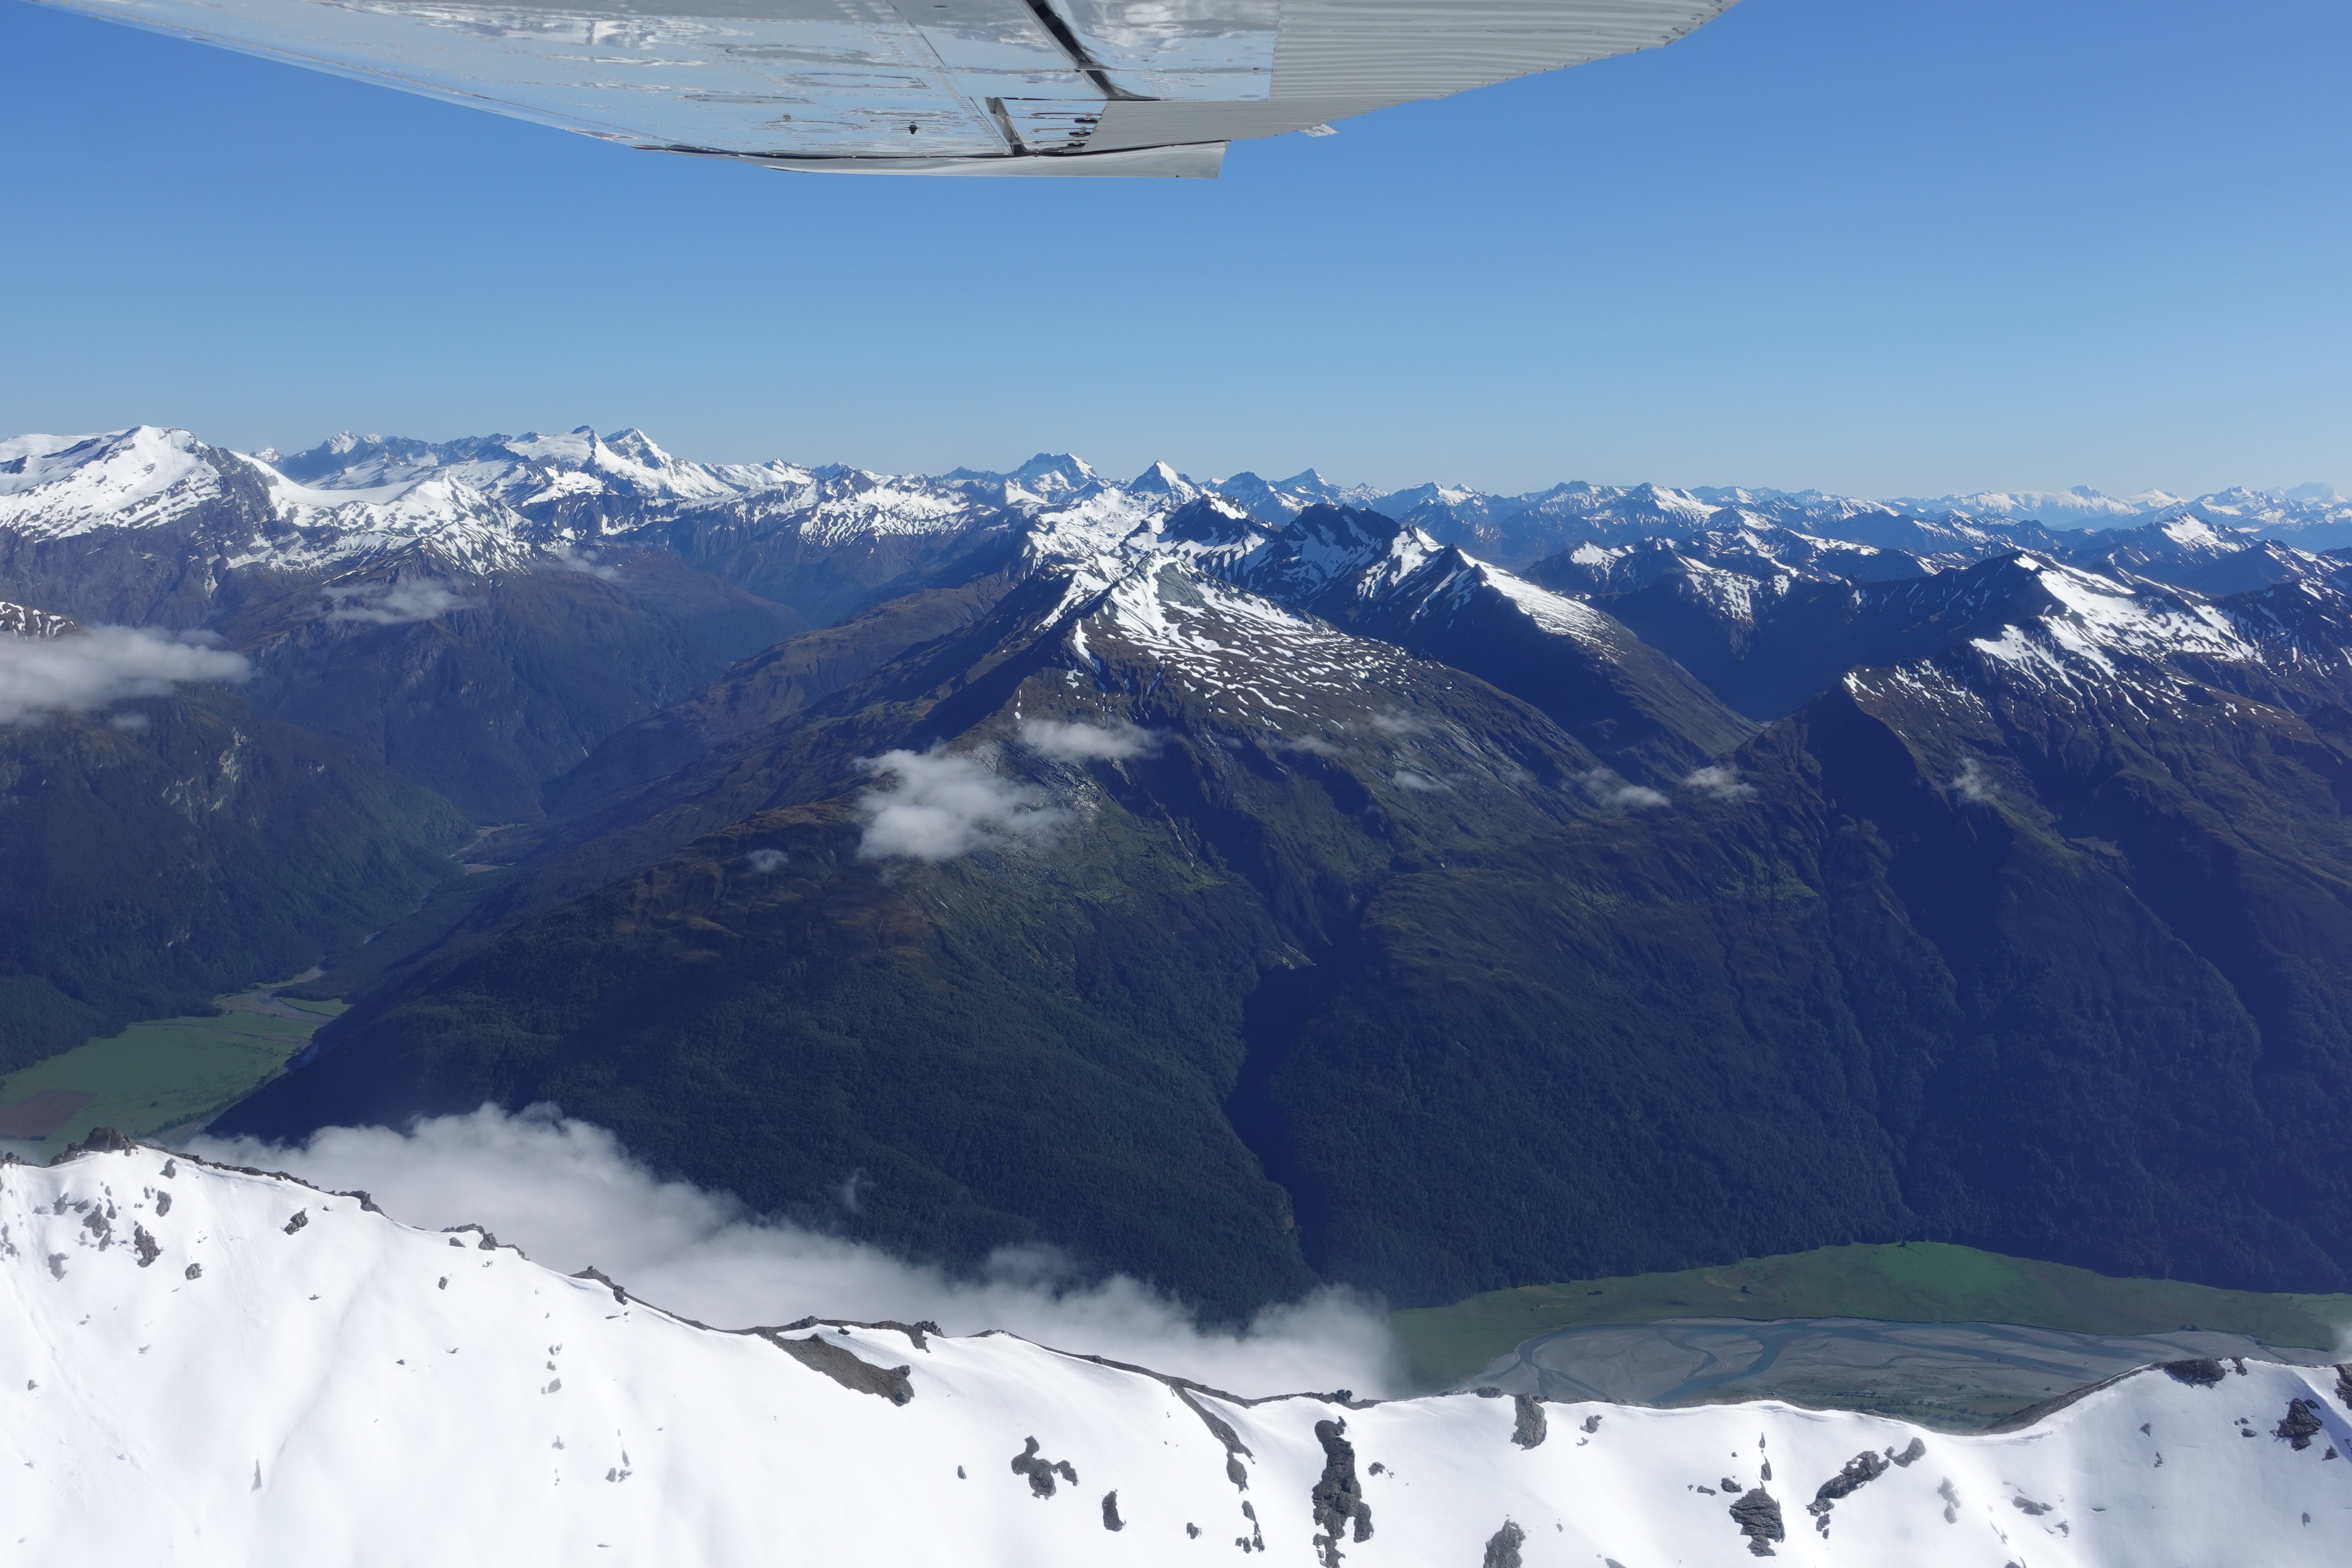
[{"left": 38, "top": 0, "right": 1743, "bottom": 177}]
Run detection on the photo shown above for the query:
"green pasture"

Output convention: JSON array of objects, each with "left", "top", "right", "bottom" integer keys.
[
  {"left": 1392, "top": 1241, "right": 2352, "bottom": 1390},
  {"left": 0, "top": 991, "right": 345, "bottom": 1155}
]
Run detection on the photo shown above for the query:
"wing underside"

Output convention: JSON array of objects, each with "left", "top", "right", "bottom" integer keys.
[{"left": 40, "top": 0, "right": 1740, "bottom": 176}]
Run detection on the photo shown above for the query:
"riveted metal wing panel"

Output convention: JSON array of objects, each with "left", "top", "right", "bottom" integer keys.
[{"left": 36, "top": 0, "right": 1740, "bottom": 175}]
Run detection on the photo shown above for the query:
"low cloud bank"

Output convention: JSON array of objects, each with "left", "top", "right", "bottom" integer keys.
[
  {"left": 1681, "top": 764, "right": 1756, "bottom": 800},
  {"left": 0, "top": 623, "right": 248, "bottom": 724},
  {"left": 191, "top": 1106, "right": 1400, "bottom": 1398},
  {"left": 323, "top": 581, "right": 471, "bottom": 625},
  {"left": 1948, "top": 756, "right": 1995, "bottom": 804},
  {"left": 1579, "top": 768, "right": 1669, "bottom": 810},
  {"left": 1018, "top": 715, "right": 1156, "bottom": 762},
  {"left": 854, "top": 747, "right": 1067, "bottom": 861}
]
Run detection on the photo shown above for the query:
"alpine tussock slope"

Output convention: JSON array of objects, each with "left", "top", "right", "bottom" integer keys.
[{"left": 7, "top": 1141, "right": 2349, "bottom": 1566}]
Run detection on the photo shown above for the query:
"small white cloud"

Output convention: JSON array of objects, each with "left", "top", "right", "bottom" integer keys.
[
  {"left": 853, "top": 747, "right": 1067, "bottom": 862},
  {"left": 551, "top": 545, "right": 623, "bottom": 583},
  {"left": 1578, "top": 768, "right": 1669, "bottom": 810},
  {"left": 1389, "top": 768, "right": 1449, "bottom": 792},
  {"left": 1018, "top": 716, "right": 1156, "bottom": 762},
  {"left": 0, "top": 624, "right": 248, "bottom": 725},
  {"left": 323, "top": 581, "right": 471, "bottom": 625},
  {"left": 744, "top": 848, "right": 790, "bottom": 873},
  {"left": 188, "top": 1105, "right": 1403, "bottom": 1399},
  {"left": 1367, "top": 712, "right": 1423, "bottom": 737},
  {"left": 1269, "top": 732, "right": 1342, "bottom": 758},
  {"left": 1682, "top": 764, "right": 1757, "bottom": 801},
  {"left": 1948, "top": 756, "right": 1995, "bottom": 804}
]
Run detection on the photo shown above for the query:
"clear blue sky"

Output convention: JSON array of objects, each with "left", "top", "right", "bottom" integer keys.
[{"left": 3, "top": 0, "right": 2345, "bottom": 497}]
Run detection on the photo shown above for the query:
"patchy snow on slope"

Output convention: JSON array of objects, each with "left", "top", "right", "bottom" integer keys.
[
  {"left": 0, "top": 427, "right": 223, "bottom": 537},
  {"left": 1967, "top": 557, "right": 2254, "bottom": 689},
  {"left": 7, "top": 1143, "right": 2347, "bottom": 1566},
  {"left": 1421, "top": 558, "right": 1614, "bottom": 645}
]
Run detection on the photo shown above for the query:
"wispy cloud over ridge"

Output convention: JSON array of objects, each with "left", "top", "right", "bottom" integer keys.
[
  {"left": 322, "top": 580, "right": 471, "bottom": 625},
  {"left": 0, "top": 623, "right": 248, "bottom": 724},
  {"left": 190, "top": 1106, "right": 1401, "bottom": 1398},
  {"left": 852, "top": 747, "right": 1067, "bottom": 861}
]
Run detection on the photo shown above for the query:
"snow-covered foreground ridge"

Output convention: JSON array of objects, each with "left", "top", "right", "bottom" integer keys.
[{"left": 8, "top": 1142, "right": 2349, "bottom": 1566}]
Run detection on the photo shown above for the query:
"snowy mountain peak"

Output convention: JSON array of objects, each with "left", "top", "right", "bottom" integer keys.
[
  {"left": 0, "top": 426, "right": 227, "bottom": 537},
  {"left": 1129, "top": 460, "right": 1194, "bottom": 498},
  {"left": 12, "top": 1142, "right": 2347, "bottom": 1567},
  {"left": 1011, "top": 453, "right": 1101, "bottom": 497},
  {"left": 1960, "top": 554, "right": 2255, "bottom": 684}
]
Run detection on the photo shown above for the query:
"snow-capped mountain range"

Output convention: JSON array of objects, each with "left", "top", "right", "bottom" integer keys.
[
  {"left": 15, "top": 419, "right": 2352, "bottom": 1394},
  {"left": 10, "top": 1137, "right": 2348, "bottom": 1566},
  {"left": 4, "top": 426, "right": 2345, "bottom": 587}
]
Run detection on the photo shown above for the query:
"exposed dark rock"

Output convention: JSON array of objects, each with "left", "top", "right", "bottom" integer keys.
[
  {"left": 1475, "top": 1386, "right": 1503, "bottom": 1399},
  {"left": 1008, "top": 1437, "right": 1078, "bottom": 1498},
  {"left": 2012, "top": 1496, "right": 2051, "bottom": 1516},
  {"left": 1806, "top": 1450, "right": 1889, "bottom": 1519},
  {"left": 282, "top": 1210, "right": 308, "bottom": 1235},
  {"left": 1939, "top": 1477, "right": 1960, "bottom": 1523},
  {"left": 1581, "top": 1414, "right": 1602, "bottom": 1434},
  {"left": 1310, "top": 1418, "right": 1372, "bottom": 1564},
  {"left": 153, "top": 1192, "right": 171, "bottom": 1217},
  {"left": 159, "top": 1160, "right": 175, "bottom": 1179},
  {"left": 2162, "top": 1359, "right": 2226, "bottom": 1387},
  {"left": 2275, "top": 1399, "right": 2324, "bottom": 1451},
  {"left": 1175, "top": 1387, "right": 1254, "bottom": 1490},
  {"left": 1481, "top": 1520, "right": 1525, "bottom": 1568},
  {"left": 1186, "top": 1523, "right": 1200, "bottom": 1538},
  {"left": 869, "top": 1319, "right": 938, "bottom": 1351},
  {"left": 573, "top": 1266, "right": 628, "bottom": 1304},
  {"left": 1101, "top": 1491, "right": 1124, "bottom": 1531},
  {"left": 1239, "top": 1499, "right": 1265, "bottom": 1551},
  {"left": 1727, "top": 1488, "right": 1784, "bottom": 1556},
  {"left": 132, "top": 1225, "right": 160, "bottom": 1268},
  {"left": 51, "top": 1127, "right": 134, "bottom": 1162},
  {"left": 1891, "top": 1437, "right": 1926, "bottom": 1467},
  {"left": 183, "top": 1263, "right": 201, "bottom": 1280},
  {"left": 2335, "top": 1365, "right": 2352, "bottom": 1411},
  {"left": 1511, "top": 1393, "right": 1547, "bottom": 1449},
  {"left": 757, "top": 1331, "right": 914, "bottom": 1405}
]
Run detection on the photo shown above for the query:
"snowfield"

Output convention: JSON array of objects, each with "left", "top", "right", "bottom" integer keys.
[{"left": 6, "top": 1142, "right": 2348, "bottom": 1565}]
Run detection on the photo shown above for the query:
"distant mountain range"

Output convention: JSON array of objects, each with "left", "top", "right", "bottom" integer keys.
[{"left": 7, "top": 425, "right": 2352, "bottom": 1318}]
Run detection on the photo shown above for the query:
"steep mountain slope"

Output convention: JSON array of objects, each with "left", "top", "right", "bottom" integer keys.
[
  {"left": 216, "top": 549, "right": 1638, "bottom": 1314},
  {"left": 22, "top": 420, "right": 2352, "bottom": 1328},
  {"left": 11, "top": 1143, "right": 2348, "bottom": 1568},
  {"left": 1160, "top": 499, "right": 1752, "bottom": 782},
  {"left": 2059, "top": 516, "right": 2328, "bottom": 596},
  {"left": 0, "top": 677, "right": 470, "bottom": 1073},
  {"left": 1246, "top": 563, "right": 2352, "bottom": 1304}
]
